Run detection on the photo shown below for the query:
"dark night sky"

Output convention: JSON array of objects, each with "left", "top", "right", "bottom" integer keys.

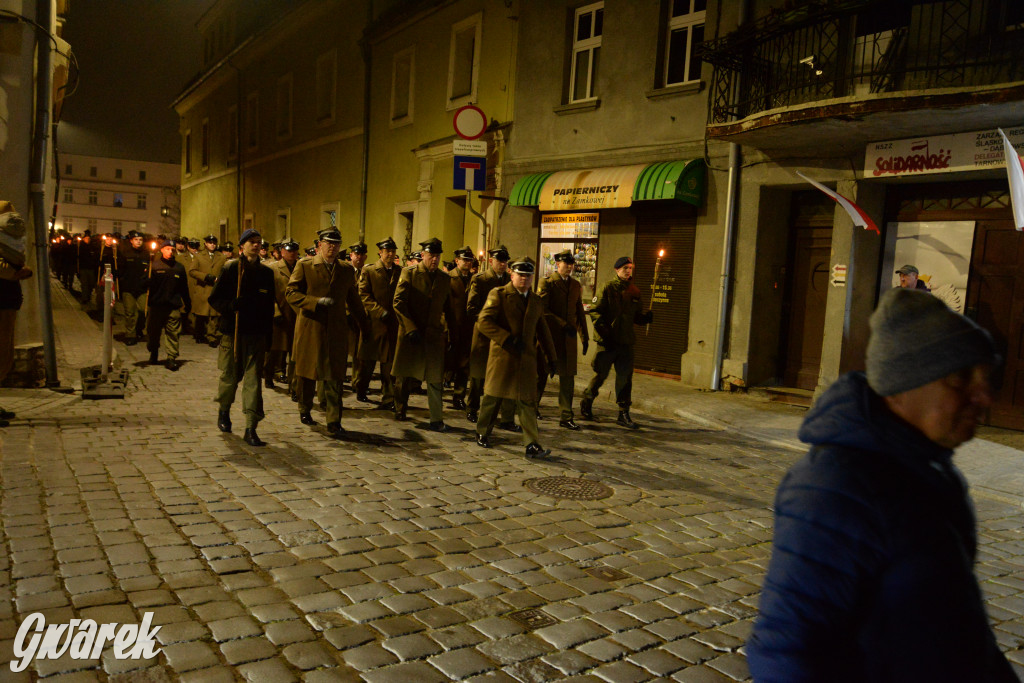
[{"left": 59, "top": 0, "right": 215, "bottom": 164}]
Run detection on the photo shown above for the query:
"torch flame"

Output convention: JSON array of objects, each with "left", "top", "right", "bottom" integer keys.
[
  {"left": 658, "top": 249, "right": 665, "bottom": 258},
  {"left": 150, "top": 241, "right": 157, "bottom": 250}
]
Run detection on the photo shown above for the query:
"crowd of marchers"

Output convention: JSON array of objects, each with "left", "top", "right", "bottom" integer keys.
[{"left": 49, "top": 227, "right": 654, "bottom": 457}]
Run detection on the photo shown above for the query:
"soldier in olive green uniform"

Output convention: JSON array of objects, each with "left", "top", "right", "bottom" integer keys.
[
  {"left": 265, "top": 240, "right": 301, "bottom": 392},
  {"left": 345, "top": 242, "right": 370, "bottom": 400},
  {"left": 357, "top": 237, "right": 402, "bottom": 410},
  {"left": 116, "top": 230, "right": 150, "bottom": 345},
  {"left": 208, "top": 229, "right": 276, "bottom": 447},
  {"left": 581, "top": 256, "right": 654, "bottom": 429},
  {"left": 446, "top": 246, "right": 475, "bottom": 410},
  {"left": 537, "top": 249, "right": 590, "bottom": 429},
  {"left": 189, "top": 235, "right": 227, "bottom": 345},
  {"left": 391, "top": 238, "right": 455, "bottom": 430},
  {"left": 467, "top": 245, "right": 517, "bottom": 429},
  {"left": 475, "top": 258, "right": 558, "bottom": 458}
]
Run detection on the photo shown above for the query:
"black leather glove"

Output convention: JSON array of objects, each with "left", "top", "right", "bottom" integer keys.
[
  {"left": 563, "top": 323, "right": 576, "bottom": 336},
  {"left": 582, "top": 339, "right": 589, "bottom": 356},
  {"left": 204, "top": 273, "right": 217, "bottom": 285},
  {"left": 548, "top": 361, "right": 557, "bottom": 378},
  {"left": 405, "top": 329, "right": 422, "bottom": 344}
]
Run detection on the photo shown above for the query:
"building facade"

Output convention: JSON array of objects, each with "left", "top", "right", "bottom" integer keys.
[{"left": 54, "top": 153, "right": 180, "bottom": 238}]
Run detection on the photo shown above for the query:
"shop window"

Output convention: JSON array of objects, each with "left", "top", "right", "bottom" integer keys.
[
  {"left": 538, "top": 212, "right": 600, "bottom": 303},
  {"left": 570, "top": 2, "right": 603, "bottom": 102},
  {"left": 276, "top": 74, "right": 293, "bottom": 140},
  {"left": 391, "top": 47, "right": 415, "bottom": 124},
  {"left": 447, "top": 13, "right": 481, "bottom": 109},
  {"left": 246, "top": 92, "right": 259, "bottom": 151},
  {"left": 316, "top": 49, "right": 337, "bottom": 125},
  {"left": 88, "top": 190, "right": 97, "bottom": 205},
  {"left": 663, "top": 0, "right": 705, "bottom": 86}
]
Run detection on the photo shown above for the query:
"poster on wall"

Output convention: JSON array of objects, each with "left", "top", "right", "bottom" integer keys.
[{"left": 886, "top": 221, "right": 975, "bottom": 313}]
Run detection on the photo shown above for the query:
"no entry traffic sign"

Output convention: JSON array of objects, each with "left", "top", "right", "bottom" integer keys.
[{"left": 453, "top": 105, "right": 487, "bottom": 140}]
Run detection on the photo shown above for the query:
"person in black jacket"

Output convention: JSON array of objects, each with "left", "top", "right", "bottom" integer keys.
[
  {"left": 146, "top": 239, "right": 191, "bottom": 371},
  {"left": 76, "top": 231, "right": 100, "bottom": 310},
  {"left": 748, "top": 288, "right": 1013, "bottom": 683},
  {"left": 208, "top": 229, "right": 276, "bottom": 447},
  {"left": 116, "top": 230, "right": 151, "bottom": 345}
]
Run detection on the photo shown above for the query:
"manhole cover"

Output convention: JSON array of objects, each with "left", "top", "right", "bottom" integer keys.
[
  {"left": 584, "top": 566, "right": 630, "bottom": 582},
  {"left": 509, "top": 609, "right": 557, "bottom": 629},
  {"left": 523, "top": 476, "right": 614, "bottom": 501}
]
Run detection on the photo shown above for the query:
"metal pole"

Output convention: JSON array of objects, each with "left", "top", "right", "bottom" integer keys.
[
  {"left": 101, "top": 264, "right": 113, "bottom": 380},
  {"left": 30, "top": 0, "right": 58, "bottom": 387}
]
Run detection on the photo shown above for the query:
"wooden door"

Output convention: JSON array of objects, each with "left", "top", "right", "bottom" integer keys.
[
  {"left": 966, "top": 220, "right": 1024, "bottom": 430},
  {"left": 781, "top": 225, "right": 832, "bottom": 390}
]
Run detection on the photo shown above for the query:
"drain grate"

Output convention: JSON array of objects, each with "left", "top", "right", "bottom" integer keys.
[
  {"left": 523, "top": 476, "right": 614, "bottom": 501},
  {"left": 509, "top": 609, "right": 557, "bottom": 629},
  {"left": 584, "top": 565, "right": 630, "bottom": 582}
]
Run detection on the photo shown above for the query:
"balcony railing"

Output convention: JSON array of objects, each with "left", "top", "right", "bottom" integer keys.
[{"left": 701, "top": 0, "right": 1024, "bottom": 125}]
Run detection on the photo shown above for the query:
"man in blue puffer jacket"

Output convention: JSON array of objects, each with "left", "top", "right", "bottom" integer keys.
[{"left": 748, "top": 288, "right": 1017, "bottom": 682}]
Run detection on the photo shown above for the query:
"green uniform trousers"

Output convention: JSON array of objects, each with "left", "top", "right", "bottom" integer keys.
[
  {"left": 477, "top": 395, "right": 541, "bottom": 446},
  {"left": 299, "top": 351, "right": 342, "bottom": 425},
  {"left": 121, "top": 291, "right": 147, "bottom": 341},
  {"left": 583, "top": 343, "right": 634, "bottom": 408},
  {"left": 357, "top": 360, "right": 395, "bottom": 404},
  {"left": 146, "top": 306, "right": 181, "bottom": 360},
  {"left": 206, "top": 313, "right": 222, "bottom": 343},
  {"left": 78, "top": 269, "right": 97, "bottom": 309},
  {"left": 217, "top": 334, "right": 266, "bottom": 429},
  {"left": 538, "top": 371, "right": 576, "bottom": 420},
  {"left": 395, "top": 378, "right": 443, "bottom": 423},
  {"left": 467, "top": 376, "right": 515, "bottom": 421}
]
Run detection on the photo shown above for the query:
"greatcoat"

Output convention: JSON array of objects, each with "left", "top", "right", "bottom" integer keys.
[
  {"left": 467, "top": 268, "right": 510, "bottom": 378},
  {"left": 477, "top": 283, "right": 557, "bottom": 401},
  {"left": 446, "top": 268, "right": 474, "bottom": 372},
  {"left": 391, "top": 263, "right": 453, "bottom": 383},
  {"left": 269, "top": 258, "right": 298, "bottom": 353},
  {"left": 286, "top": 254, "right": 368, "bottom": 382},
  {"left": 357, "top": 259, "right": 402, "bottom": 363},
  {"left": 188, "top": 248, "right": 226, "bottom": 317},
  {"left": 537, "top": 272, "right": 590, "bottom": 376}
]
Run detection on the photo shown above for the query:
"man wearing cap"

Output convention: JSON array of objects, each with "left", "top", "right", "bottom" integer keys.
[
  {"left": 265, "top": 239, "right": 301, "bottom": 393},
  {"left": 287, "top": 227, "right": 370, "bottom": 438},
  {"left": 896, "top": 264, "right": 930, "bottom": 291},
  {"left": 475, "top": 257, "right": 558, "bottom": 458},
  {"left": 404, "top": 252, "right": 421, "bottom": 268},
  {"left": 580, "top": 256, "right": 653, "bottom": 429},
  {"left": 748, "top": 287, "right": 1012, "bottom": 682},
  {"left": 538, "top": 249, "right": 590, "bottom": 430},
  {"left": 259, "top": 241, "right": 270, "bottom": 262},
  {"left": 146, "top": 239, "right": 191, "bottom": 371},
  {"left": 391, "top": 237, "right": 455, "bottom": 429},
  {"left": 346, "top": 242, "right": 370, "bottom": 399},
  {"left": 446, "top": 246, "right": 476, "bottom": 410},
  {"left": 116, "top": 230, "right": 151, "bottom": 345},
  {"left": 467, "top": 245, "right": 518, "bottom": 428},
  {"left": 76, "top": 231, "right": 100, "bottom": 311},
  {"left": 175, "top": 238, "right": 197, "bottom": 336},
  {"left": 208, "top": 229, "right": 277, "bottom": 447},
  {"left": 357, "top": 237, "right": 402, "bottom": 410},
  {"left": 189, "top": 235, "right": 227, "bottom": 345}
]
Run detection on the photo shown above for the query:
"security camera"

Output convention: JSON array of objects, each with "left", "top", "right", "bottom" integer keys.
[{"left": 799, "top": 55, "right": 815, "bottom": 66}]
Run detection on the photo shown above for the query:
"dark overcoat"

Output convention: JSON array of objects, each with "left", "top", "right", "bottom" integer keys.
[
  {"left": 446, "top": 268, "right": 474, "bottom": 372},
  {"left": 538, "top": 272, "right": 589, "bottom": 376},
  {"left": 467, "top": 268, "right": 509, "bottom": 378},
  {"left": 477, "top": 283, "right": 557, "bottom": 401},
  {"left": 286, "top": 254, "right": 367, "bottom": 381},
  {"left": 391, "top": 263, "right": 452, "bottom": 383}
]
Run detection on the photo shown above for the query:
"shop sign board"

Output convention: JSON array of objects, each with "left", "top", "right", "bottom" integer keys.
[
  {"left": 539, "top": 213, "right": 599, "bottom": 239},
  {"left": 865, "top": 127, "right": 1024, "bottom": 178},
  {"left": 538, "top": 165, "right": 647, "bottom": 211}
]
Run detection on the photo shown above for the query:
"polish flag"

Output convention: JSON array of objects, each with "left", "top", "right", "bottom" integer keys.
[
  {"left": 997, "top": 128, "right": 1024, "bottom": 231},
  {"left": 795, "top": 172, "right": 879, "bottom": 234}
]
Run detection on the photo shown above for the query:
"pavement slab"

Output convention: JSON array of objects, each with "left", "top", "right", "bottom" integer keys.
[{"left": 1, "top": 284, "right": 1024, "bottom": 680}]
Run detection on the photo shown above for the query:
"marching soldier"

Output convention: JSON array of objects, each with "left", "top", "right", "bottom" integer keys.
[
  {"left": 286, "top": 227, "right": 369, "bottom": 438},
  {"left": 467, "top": 245, "right": 517, "bottom": 429},
  {"left": 209, "top": 229, "right": 276, "bottom": 446},
  {"left": 259, "top": 240, "right": 270, "bottom": 262},
  {"left": 475, "top": 257, "right": 558, "bottom": 458},
  {"left": 391, "top": 237, "right": 454, "bottom": 430},
  {"left": 581, "top": 256, "right": 654, "bottom": 429},
  {"left": 176, "top": 237, "right": 196, "bottom": 335},
  {"left": 189, "top": 234, "right": 227, "bottom": 346},
  {"left": 537, "top": 249, "right": 590, "bottom": 430},
  {"left": 446, "top": 246, "right": 475, "bottom": 410},
  {"left": 116, "top": 230, "right": 150, "bottom": 345},
  {"left": 345, "top": 242, "right": 369, "bottom": 399},
  {"left": 357, "top": 237, "right": 402, "bottom": 411},
  {"left": 146, "top": 239, "right": 191, "bottom": 371},
  {"left": 76, "top": 231, "right": 100, "bottom": 311},
  {"left": 265, "top": 239, "right": 300, "bottom": 392}
]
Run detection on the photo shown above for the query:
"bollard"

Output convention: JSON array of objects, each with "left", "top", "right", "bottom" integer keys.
[{"left": 101, "top": 264, "right": 114, "bottom": 380}]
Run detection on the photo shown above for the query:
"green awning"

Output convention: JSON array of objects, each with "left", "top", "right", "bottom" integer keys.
[
  {"left": 509, "top": 172, "right": 554, "bottom": 207},
  {"left": 508, "top": 160, "right": 704, "bottom": 209}
]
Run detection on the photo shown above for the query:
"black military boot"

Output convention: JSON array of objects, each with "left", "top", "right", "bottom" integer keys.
[
  {"left": 498, "top": 421, "right": 522, "bottom": 433},
  {"left": 299, "top": 412, "right": 315, "bottom": 426},
  {"left": 617, "top": 410, "right": 639, "bottom": 430},
  {"left": 525, "top": 443, "right": 553, "bottom": 459},
  {"left": 149, "top": 350, "right": 159, "bottom": 365},
  {"left": 559, "top": 418, "right": 580, "bottom": 431},
  {"left": 427, "top": 421, "right": 449, "bottom": 433},
  {"left": 452, "top": 396, "right": 466, "bottom": 410},
  {"left": 580, "top": 397, "right": 595, "bottom": 420},
  {"left": 243, "top": 428, "right": 266, "bottom": 447},
  {"left": 265, "top": 376, "right": 275, "bottom": 389},
  {"left": 476, "top": 433, "right": 491, "bottom": 448},
  {"left": 217, "top": 410, "right": 232, "bottom": 433},
  {"left": 326, "top": 422, "right": 346, "bottom": 439}
]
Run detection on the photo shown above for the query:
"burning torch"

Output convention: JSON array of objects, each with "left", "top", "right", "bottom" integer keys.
[{"left": 646, "top": 249, "right": 664, "bottom": 335}]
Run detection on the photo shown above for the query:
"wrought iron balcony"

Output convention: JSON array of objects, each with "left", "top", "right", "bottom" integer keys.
[{"left": 701, "top": 0, "right": 1024, "bottom": 126}]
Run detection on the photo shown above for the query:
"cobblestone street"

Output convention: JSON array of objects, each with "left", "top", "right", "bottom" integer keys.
[{"left": 2, "top": 288, "right": 1024, "bottom": 681}]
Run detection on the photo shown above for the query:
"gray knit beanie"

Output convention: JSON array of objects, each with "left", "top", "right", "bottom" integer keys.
[{"left": 866, "top": 288, "right": 996, "bottom": 396}]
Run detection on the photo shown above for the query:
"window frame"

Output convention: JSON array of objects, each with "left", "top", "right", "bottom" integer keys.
[
  {"left": 88, "top": 190, "right": 98, "bottom": 206},
  {"left": 137, "top": 194, "right": 147, "bottom": 210},
  {"left": 115, "top": 168, "right": 123, "bottom": 179},
  {"left": 227, "top": 104, "right": 239, "bottom": 161},
  {"left": 139, "top": 170, "right": 147, "bottom": 181},
  {"left": 201, "top": 118, "right": 211, "bottom": 170},
  {"left": 276, "top": 73, "right": 293, "bottom": 141},
  {"left": 569, "top": 2, "right": 604, "bottom": 103},
  {"left": 663, "top": 0, "right": 706, "bottom": 87},
  {"left": 184, "top": 129, "right": 193, "bottom": 176},
  {"left": 316, "top": 49, "right": 338, "bottom": 126},
  {"left": 245, "top": 91, "right": 259, "bottom": 152},
  {"left": 446, "top": 12, "right": 482, "bottom": 111},
  {"left": 63, "top": 187, "right": 73, "bottom": 203},
  {"left": 390, "top": 46, "right": 415, "bottom": 127}
]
